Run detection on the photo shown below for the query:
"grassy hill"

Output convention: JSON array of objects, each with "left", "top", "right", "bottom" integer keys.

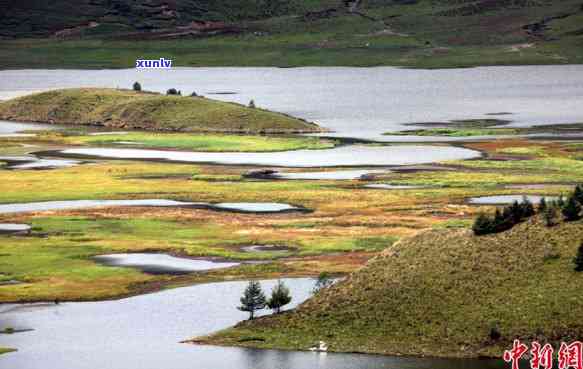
[
  {"left": 0, "top": 0, "right": 582, "bottom": 68},
  {"left": 0, "top": 88, "right": 322, "bottom": 133},
  {"left": 194, "top": 215, "right": 583, "bottom": 358}
]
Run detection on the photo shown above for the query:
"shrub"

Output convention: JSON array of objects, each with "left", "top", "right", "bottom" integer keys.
[
  {"left": 132, "top": 81, "right": 142, "bottom": 91},
  {"left": 312, "top": 272, "right": 334, "bottom": 294},
  {"left": 538, "top": 197, "right": 547, "bottom": 213},
  {"left": 472, "top": 213, "right": 493, "bottom": 235},
  {"left": 191, "top": 91, "right": 198, "bottom": 97},
  {"left": 574, "top": 184, "right": 583, "bottom": 204},
  {"left": 562, "top": 196, "right": 582, "bottom": 221},
  {"left": 574, "top": 243, "right": 583, "bottom": 272},
  {"left": 166, "top": 88, "right": 181, "bottom": 95},
  {"left": 248, "top": 99, "right": 256, "bottom": 108}
]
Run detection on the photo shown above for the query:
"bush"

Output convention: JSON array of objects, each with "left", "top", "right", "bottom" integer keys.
[
  {"left": 191, "top": 91, "right": 198, "bottom": 97},
  {"left": 574, "top": 185, "right": 583, "bottom": 204},
  {"left": 132, "top": 81, "right": 142, "bottom": 91},
  {"left": 248, "top": 99, "right": 256, "bottom": 108},
  {"left": 574, "top": 242, "right": 583, "bottom": 272},
  {"left": 472, "top": 214, "right": 493, "bottom": 235},
  {"left": 167, "top": 88, "right": 181, "bottom": 95},
  {"left": 538, "top": 197, "right": 547, "bottom": 213},
  {"left": 562, "top": 196, "right": 582, "bottom": 221}
]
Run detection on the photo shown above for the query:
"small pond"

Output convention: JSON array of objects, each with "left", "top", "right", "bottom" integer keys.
[
  {"left": 0, "top": 200, "right": 305, "bottom": 215},
  {"left": 93, "top": 253, "right": 239, "bottom": 275},
  {"left": 0, "top": 156, "right": 80, "bottom": 170},
  {"left": 468, "top": 195, "right": 558, "bottom": 205},
  {"left": 273, "top": 170, "right": 388, "bottom": 180},
  {"left": 57, "top": 145, "right": 480, "bottom": 167},
  {"left": 0, "top": 223, "right": 31, "bottom": 233},
  {"left": 364, "top": 184, "right": 426, "bottom": 190}
]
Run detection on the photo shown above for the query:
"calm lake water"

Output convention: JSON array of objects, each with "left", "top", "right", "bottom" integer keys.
[
  {"left": 0, "top": 279, "right": 505, "bottom": 369},
  {"left": 1, "top": 66, "right": 582, "bottom": 141}
]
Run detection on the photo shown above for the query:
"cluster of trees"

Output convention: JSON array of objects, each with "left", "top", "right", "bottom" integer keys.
[
  {"left": 238, "top": 280, "right": 292, "bottom": 320},
  {"left": 473, "top": 185, "right": 583, "bottom": 236},
  {"left": 132, "top": 82, "right": 198, "bottom": 97}
]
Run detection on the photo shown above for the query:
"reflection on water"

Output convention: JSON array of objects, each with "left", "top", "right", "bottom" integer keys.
[
  {"left": 0, "top": 279, "right": 505, "bottom": 369},
  {"left": 59, "top": 145, "right": 480, "bottom": 167}
]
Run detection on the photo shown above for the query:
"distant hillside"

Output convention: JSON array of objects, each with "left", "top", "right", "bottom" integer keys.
[
  {"left": 195, "top": 216, "right": 583, "bottom": 358},
  {"left": 0, "top": 0, "right": 338, "bottom": 38},
  {"left": 0, "top": 88, "right": 322, "bottom": 133}
]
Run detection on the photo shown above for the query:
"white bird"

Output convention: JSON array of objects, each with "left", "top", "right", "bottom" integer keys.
[{"left": 309, "top": 341, "right": 328, "bottom": 352}]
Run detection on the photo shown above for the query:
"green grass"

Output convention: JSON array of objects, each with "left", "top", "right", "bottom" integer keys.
[
  {"left": 0, "top": 88, "right": 322, "bottom": 134},
  {"left": 59, "top": 132, "right": 336, "bottom": 152},
  {"left": 195, "top": 216, "right": 583, "bottom": 358},
  {"left": 0, "top": 347, "right": 16, "bottom": 355}
]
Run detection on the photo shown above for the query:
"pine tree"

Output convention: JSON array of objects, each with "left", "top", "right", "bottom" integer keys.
[
  {"left": 472, "top": 213, "right": 493, "bottom": 235},
  {"left": 521, "top": 197, "right": 535, "bottom": 218},
  {"left": 267, "top": 280, "right": 292, "bottom": 314},
  {"left": 562, "top": 196, "right": 582, "bottom": 221},
  {"left": 132, "top": 81, "right": 142, "bottom": 91},
  {"left": 238, "top": 281, "right": 266, "bottom": 320},
  {"left": 538, "top": 197, "right": 547, "bottom": 213},
  {"left": 574, "top": 243, "right": 583, "bottom": 272},
  {"left": 574, "top": 185, "right": 583, "bottom": 205}
]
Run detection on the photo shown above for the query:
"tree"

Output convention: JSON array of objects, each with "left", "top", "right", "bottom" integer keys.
[
  {"left": 248, "top": 99, "right": 256, "bottom": 108},
  {"left": 312, "top": 272, "right": 334, "bottom": 294},
  {"left": 267, "top": 280, "right": 292, "bottom": 314},
  {"left": 520, "top": 196, "right": 535, "bottom": 218},
  {"left": 562, "top": 196, "right": 582, "bottom": 221},
  {"left": 190, "top": 91, "right": 198, "bottom": 97},
  {"left": 574, "top": 185, "right": 583, "bottom": 205},
  {"left": 167, "top": 88, "right": 181, "bottom": 95},
  {"left": 538, "top": 197, "right": 547, "bottom": 213},
  {"left": 133, "top": 81, "right": 142, "bottom": 91},
  {"left": 472, "top": 213, "right": 493, "bottom": 235},
  {"left": 544, "top": 205, "right": 558, "bottom": 227},
  {"left": 574, "top": 242, "right": 583, "bottom": 272},
  {"left": 238, "top": 281, "right": 266, "bottom": 320}
]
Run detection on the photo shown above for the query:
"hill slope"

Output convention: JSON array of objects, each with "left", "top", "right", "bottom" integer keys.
[
  {"left": 0, "top": 88, "right": 321, "bottom": 133},
  {"left": 194, "top": 216, "right": 583, "bottom": 358},
  {"left": 0, "top": 1, "right": 581, "bottom": 68}
]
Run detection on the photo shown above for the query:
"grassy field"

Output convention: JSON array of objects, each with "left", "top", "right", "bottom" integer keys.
[
  {"left": 0, "top": 1, "right": 582, "bottom": 69},
  {"left": 194, "top": 216, "right": 583, "bottom": 359},
  {"left": 50, "top": 132, "right": 337, "bottom": 152},
  {"left": 0, "top": 88, "right": 322, "bottom": 134},
  {"left": 0, "top": 135, "right": 582, "bottom": 302}
]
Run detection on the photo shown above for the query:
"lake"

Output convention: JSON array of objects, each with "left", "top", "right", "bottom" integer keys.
[
  {"left": 1, "top": 66, "right": 583, "bottom": 141},
  {"left": 0, "top": 279, "right": 505, "bottom": 369}
]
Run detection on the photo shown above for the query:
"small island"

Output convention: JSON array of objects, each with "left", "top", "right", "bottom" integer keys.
[{"left": 0, "top": 88, "right": 323, "bottom": 134}]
